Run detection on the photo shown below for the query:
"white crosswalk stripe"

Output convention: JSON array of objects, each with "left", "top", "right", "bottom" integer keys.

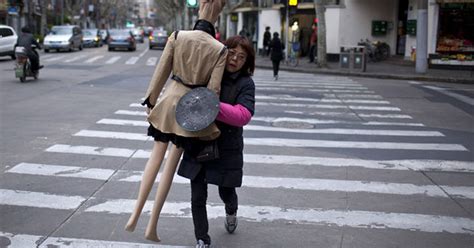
[
  {"left": 84, "top": 55, "right": 104, "bottom": 63},
  {"left": 105, "top": 55, "right": 121, "bottom": 64},
  {"left": 64, "top": 54, "right": 87, "bottom": 63},
  {"left": 3, "top": 70, "right": 473, "bottom": 246},
  {"left": 147, "top": 57, "right": 158, "bottom": 66},
  {"left": 125, "top": 56, "right": 140, "bottom": 64}
]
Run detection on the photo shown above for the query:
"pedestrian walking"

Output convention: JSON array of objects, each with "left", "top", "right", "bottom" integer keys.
[
  {"left": 263, "top": 26, "right": 271, "bottom": 56},
  {"left": 178, "top": 35, "right": 256, "bottom": 248},
  {"left": 269, "top": 32, "right": 284, "bottom": 80},
  {"left": 308, "top": 23, "right": 318, "bottom": 63}
]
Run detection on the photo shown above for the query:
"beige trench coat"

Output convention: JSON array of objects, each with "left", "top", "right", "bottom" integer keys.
[{"left": 144, "top": 30, "right": 227, "bottom": 140}]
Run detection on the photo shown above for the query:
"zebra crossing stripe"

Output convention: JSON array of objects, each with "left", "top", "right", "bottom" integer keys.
[
  {"left": 43, "top": 55, "right": 66, "bottom": 62},
  {"left": 64, "top": 54, "right": 86, "bottom": 63},
  {"left": 5, "top": 163, "right": 474, "bottom": 199},
  {"left": 105, "top": 56, "right": 121, "bottom": 64},
  {"left": 1, "top": 190, "right": 472, "bottom": 234},
  {"left": 86, "top": 124, "right": 444, "bottom": 140},
  {"left": 84, "top": 55, "right": 104, "bottom": 63},
  {"left": 244, "top": 138, "right": 467, "bottom": 151},
  {"left": 125, "top": 56, "right": 139, "bottom": 64},
  {"left": 423, "top": 85, "right": 474, "bottom": 106},
  {"left": 147, "top": 57, "right": 158, "bottom": 66},
  {"left": 257, "top": 87, "right": 374, "bottom": 94},
  {"left": 0, "top": 232, "right": 191, "bottom": 248},
  {"left": 256, "top": 83, "right": 368, "bottom": 90},
  {"left": 284, "top": 111, "right": 413, "bottom": 119},
  {"left": 251, "top": 116, "right": 424, "bottom": 126},
  {"left": 43, "top": 144, "right": 474, "bottom": 172},
  {"left": 323, "top": 94, "right": 383, "bottom": 99},
  {"left": 115, "top": 110, "right": 146, "bottom": 116},
  {"left": 257, "top": 95, "right": 391, "bottom": 104},
  {"left": 255, "top": 81, "right": 360, "bottom": 86},
  {"left": 257, "top": 102, "right": 401, "bottom": 111},
  {"left": 0, "top": 189, "right": 86, "bottom": 210}
]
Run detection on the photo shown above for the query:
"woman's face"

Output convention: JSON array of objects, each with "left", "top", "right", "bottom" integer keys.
[{"left": 226, "top": 45, "right": 247, "bottom": 73}]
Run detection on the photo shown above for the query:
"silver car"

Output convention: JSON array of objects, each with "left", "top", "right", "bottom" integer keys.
[{"left": 43, "top": 25, "right": 83, "bottom": 52}]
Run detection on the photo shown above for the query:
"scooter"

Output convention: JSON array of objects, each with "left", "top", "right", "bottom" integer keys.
[{"left": 15, "top": 45, "right": 39, "bottom": 82}]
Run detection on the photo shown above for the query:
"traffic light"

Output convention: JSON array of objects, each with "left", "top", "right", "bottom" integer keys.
[
  {"left": 288, "top": 0, "right": 297, "bottom": 7},
  {"left": 186, "top": 0, "right": 198, "bottom": 8}
]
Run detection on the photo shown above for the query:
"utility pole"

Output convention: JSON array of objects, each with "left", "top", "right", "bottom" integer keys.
[{"left": 416, "top": 0, "right": 428, "bottom": 73}]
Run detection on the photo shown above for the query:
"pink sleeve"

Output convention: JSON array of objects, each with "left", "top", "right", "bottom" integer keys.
[{"left": 216, "top": 102, "right": 252, "bottom": 127}]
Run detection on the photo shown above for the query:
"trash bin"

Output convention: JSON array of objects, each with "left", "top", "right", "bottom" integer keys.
[{"left": 339, "top": 46, "right": 366, "bottom": 72}]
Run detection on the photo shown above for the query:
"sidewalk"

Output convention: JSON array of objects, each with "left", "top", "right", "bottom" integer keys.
[{"left": 255, "top": 55, "right": 474, "bottom": 84}]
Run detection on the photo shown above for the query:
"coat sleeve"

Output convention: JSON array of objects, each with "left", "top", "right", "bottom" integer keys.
[
  {"left": 206, "top": 47, "right": 227, "bottom": 95},
  {"left": 143, "top": 32, "right": 176, "bottom": 107}
]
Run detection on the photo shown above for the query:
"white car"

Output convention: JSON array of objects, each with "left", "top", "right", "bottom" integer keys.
[
  {"left": 43, "top": 25, "right": 83, "bottom": 52},
  {"left": 0, "top": 25, "right": 18, "bottom": 59}
]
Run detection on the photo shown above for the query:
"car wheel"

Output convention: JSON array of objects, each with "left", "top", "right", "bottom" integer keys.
[
  {"left": 108, "top": 47, "right": 113, "bottom": 51},
  {"left": 11, "top": 54, "right": 16, "bottom": 60},
  {"left": 45, "top": 49, "right": 50, "bottom": 53},
  {"left": 79, "top": 43, "right": 83, "bottom": 51},
  {"left": 149, "top": 46, "right": 152, "bottom": 49}
]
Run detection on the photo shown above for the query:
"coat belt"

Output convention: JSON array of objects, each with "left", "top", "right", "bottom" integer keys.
[{"left": 171, "top": 75, "right": 204, "bottom": 89}]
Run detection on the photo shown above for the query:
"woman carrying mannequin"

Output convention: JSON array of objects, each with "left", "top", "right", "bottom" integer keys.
[{"left": 125, "top": 0, "right": 227, "bottom": 242}]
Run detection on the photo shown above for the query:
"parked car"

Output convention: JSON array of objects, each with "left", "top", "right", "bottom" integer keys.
[
  {"left": 108, "top": 29, "right": 136, "bottom": 51},
  {"left": 149, "top": 30, "right": 168, "bottom": 50},
  {"left": 131, "top": 28, "right": 144, "bottom": 43},
  {"left": 98, "top": 29, "right": 109, "bottom": 45},
  {"left": 82, "top": 29, "right": 102, "bottom": 47},
  {"left": 43, "top": 25, "right": 83, "bottom": 52},
  {"left": 0, "top": 25, "right": 18, "bottom": 59}
]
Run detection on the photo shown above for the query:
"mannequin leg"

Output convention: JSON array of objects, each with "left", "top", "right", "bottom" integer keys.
[
  {"left": 125, "top": 141, "right": 169, "bottom": 232},
  {"left": 145, "top": 144, "right": 184, "bottom": 242}
]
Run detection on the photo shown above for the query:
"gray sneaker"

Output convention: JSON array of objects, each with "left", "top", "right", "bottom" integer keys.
[
  {"left": 196, "top": 239, "right": 210, "bottom": 248},
  {"left": 224, "top": 213, "right": 237, "bottom": 234}
]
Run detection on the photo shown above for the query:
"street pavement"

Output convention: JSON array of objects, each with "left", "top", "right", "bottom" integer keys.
[{"left": 0, "top": 42, "right": 473, "bottom": 247}]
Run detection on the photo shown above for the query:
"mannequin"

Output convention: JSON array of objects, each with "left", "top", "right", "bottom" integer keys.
[{"left": 125, "top": 0, "right": 227, "bottom": 242}]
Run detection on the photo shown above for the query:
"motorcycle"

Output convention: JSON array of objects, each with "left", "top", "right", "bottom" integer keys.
[
  {"left": 357, "top": 39, "right": 390, "bottom": 62},
  {"left": 15, "top": 45, "right": 39, "bottom": 82}
]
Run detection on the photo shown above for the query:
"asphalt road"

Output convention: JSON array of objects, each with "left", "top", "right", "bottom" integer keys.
[{"left": 0, "top": 41, "right": 473, "bottom": 248}]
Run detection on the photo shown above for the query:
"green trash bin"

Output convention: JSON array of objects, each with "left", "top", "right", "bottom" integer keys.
[{"left": 339, "top": 46, "right": 366, "bottom": 72}]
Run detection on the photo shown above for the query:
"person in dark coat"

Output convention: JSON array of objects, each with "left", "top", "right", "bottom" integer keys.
[
  {"left": 263, "top": 26, "right": 271, "bottom": 56},
  {"left": 178, "top": 35, "right": 256, "bottom": 248},
  {"left": 269, "top": 32, "right": 284, "bottom": 80},
  {"left": 16, "top": 26, "right": 42, "bottom": 72}
]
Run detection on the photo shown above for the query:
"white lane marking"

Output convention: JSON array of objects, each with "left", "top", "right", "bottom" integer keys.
[
  {"left": 64, "top": 54, "right": 86, "bottom": 63},
  {"left": 125, "top": 56, "right": 139, "bottom": 64},
  {"left": 0, "top": 231, "right": 191, "bottom": 248},
  {"left": 257, "top": 102, "right": 401, "bottom": 111},
  {"left": 72, "top": 130, "right": 465, "bottom": 151},
  {"left": 257, "top": 95, "right": 391, "bottom": 104},
  {"left": 105, "top": 56, "right": 121, "bottom": 64},
  {"left": 43, "top": 55, "right": 66, "bottom": 62},
  {"left": 40, "top": 54, "right": 54, "bottom": 59},
  {"left": 97, "top": 118, "right": 148, "bottom": 126},
  {"left": 256, "top": 83, "right": 368, "bottom": 90},
  {"left": 46, "top": 144, "right": 136, "bottom": 157},
  {"left": 85, "top": 200, "right": 474, "bottom": 235},
  {"left": 252, "top": 116, "right": 424, "bottom": 126},
  {"left": 6, "top": 163, "right": 114, "bottom": 180},
  {"left": 244, "top": 125, "right": 444, "bottom": 137},
  {"left": 284, "top": 111, "right": 413, "bottom": 119},
  {"left": 9, "top": 162, "right": 472, "bottom": 199},
  {"left": 423, "top": 85, "right": 474, "bottom": 106},
  {"left": 84, "top": 55, "right": 104, "bottom": 63},
  {"left": 323, "top": 94, "right": 383, "bottom": 99},
  {"left": 0, "top": 189, "right": 86, "bottom": 210},
  {"left": 146, "top": 57, "right": 158, "bottom": 66},
  {"left": 257, "top": 87, "right": 375, "bottom": 94},
  {"left": 138, "top": 47, "right": 149, "bottom": 57},
  {"left": 115, "top": 110, "right": 146, "bottom": 116},
  {"left": 43, "top": 144, "right": 474, "bottom": 172},
  {"left": 245, "top": 138, "right": 467, "bottom": 151}
]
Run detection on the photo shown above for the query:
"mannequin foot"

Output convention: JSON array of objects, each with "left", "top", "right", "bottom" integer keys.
[
  {"left": 145, "top": 231, "right": 161, "bottom": 242},
  {"left": 125, "top": 217, "right": 137, "bottom": 232}
]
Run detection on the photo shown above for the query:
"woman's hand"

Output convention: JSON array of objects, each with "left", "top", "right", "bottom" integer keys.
[{"left": 146, "top": 107, "right": 151, "bottom": 115}]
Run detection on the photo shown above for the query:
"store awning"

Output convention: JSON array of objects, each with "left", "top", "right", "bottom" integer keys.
[{"left": 436, "top": 0, "right": 474, "bottom": 3}]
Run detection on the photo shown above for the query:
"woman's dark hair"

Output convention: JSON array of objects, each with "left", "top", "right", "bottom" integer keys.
[
  {"left": 273, "top": 32, "right": 279, "bottom": 38},
  {"left": 224, "top": 35, "right": 255, "bottom": 76}
]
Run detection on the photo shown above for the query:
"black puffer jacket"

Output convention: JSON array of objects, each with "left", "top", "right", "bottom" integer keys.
[{"left": 178, "top": 70, "right": 255, "bottom": 187}]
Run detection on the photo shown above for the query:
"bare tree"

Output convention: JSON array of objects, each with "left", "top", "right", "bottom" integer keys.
[{"left": 314, "top": 0, "right": 332, "bottom": 68}]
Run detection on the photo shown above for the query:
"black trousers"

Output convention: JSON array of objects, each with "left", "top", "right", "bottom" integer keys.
[
  {"left": 27, "top": 50, "right": 39, "bottom": 71},
  {"left": 271, "top": 59, "right": 280, "bottom": 76},
  {"left": 309, "top": 44, "right": 317, "bottom": 62},
  {"left": 191, "top": 169, "right": 238, "bottom": 244}
]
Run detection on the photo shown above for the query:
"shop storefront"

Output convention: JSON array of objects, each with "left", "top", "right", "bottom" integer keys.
[{"left": 430, "top": 1, "right": 474, "bottom": 67}]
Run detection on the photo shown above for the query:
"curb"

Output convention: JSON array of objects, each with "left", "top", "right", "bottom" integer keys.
[{"left": 255, "top": 64, "right": 474, "bottom": 84}]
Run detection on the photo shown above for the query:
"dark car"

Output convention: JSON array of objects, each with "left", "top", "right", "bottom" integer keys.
[
  {"left": 108, "top": 29, "right": 136, "bottom": 51},
  {"left": 82, "top": 29, "right": 102, "bottom": 47},
  {"left": 149, "top": 30, "right": 168, "bottom": 50}
]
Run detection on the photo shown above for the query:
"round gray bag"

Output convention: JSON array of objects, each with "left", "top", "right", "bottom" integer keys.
[{"left": 175, "top": 87, "right": 220, "bottom": 132}]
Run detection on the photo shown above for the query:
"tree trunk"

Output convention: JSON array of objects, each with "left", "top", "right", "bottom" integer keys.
[
  {"left": 314, "top": 0, "right": 328, "bottom": 68},
  {"left": 40, "top": 0, "right": 47, "bottom": 37}
]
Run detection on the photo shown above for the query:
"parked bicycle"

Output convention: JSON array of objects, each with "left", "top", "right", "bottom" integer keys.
[{"left": 357, "top": 39, "right": 390, "bottom": 62}]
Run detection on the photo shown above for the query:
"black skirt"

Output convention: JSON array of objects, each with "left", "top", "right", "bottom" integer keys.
[{"left": 147, "top": 124, "right": 199, "bottom": 152}]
